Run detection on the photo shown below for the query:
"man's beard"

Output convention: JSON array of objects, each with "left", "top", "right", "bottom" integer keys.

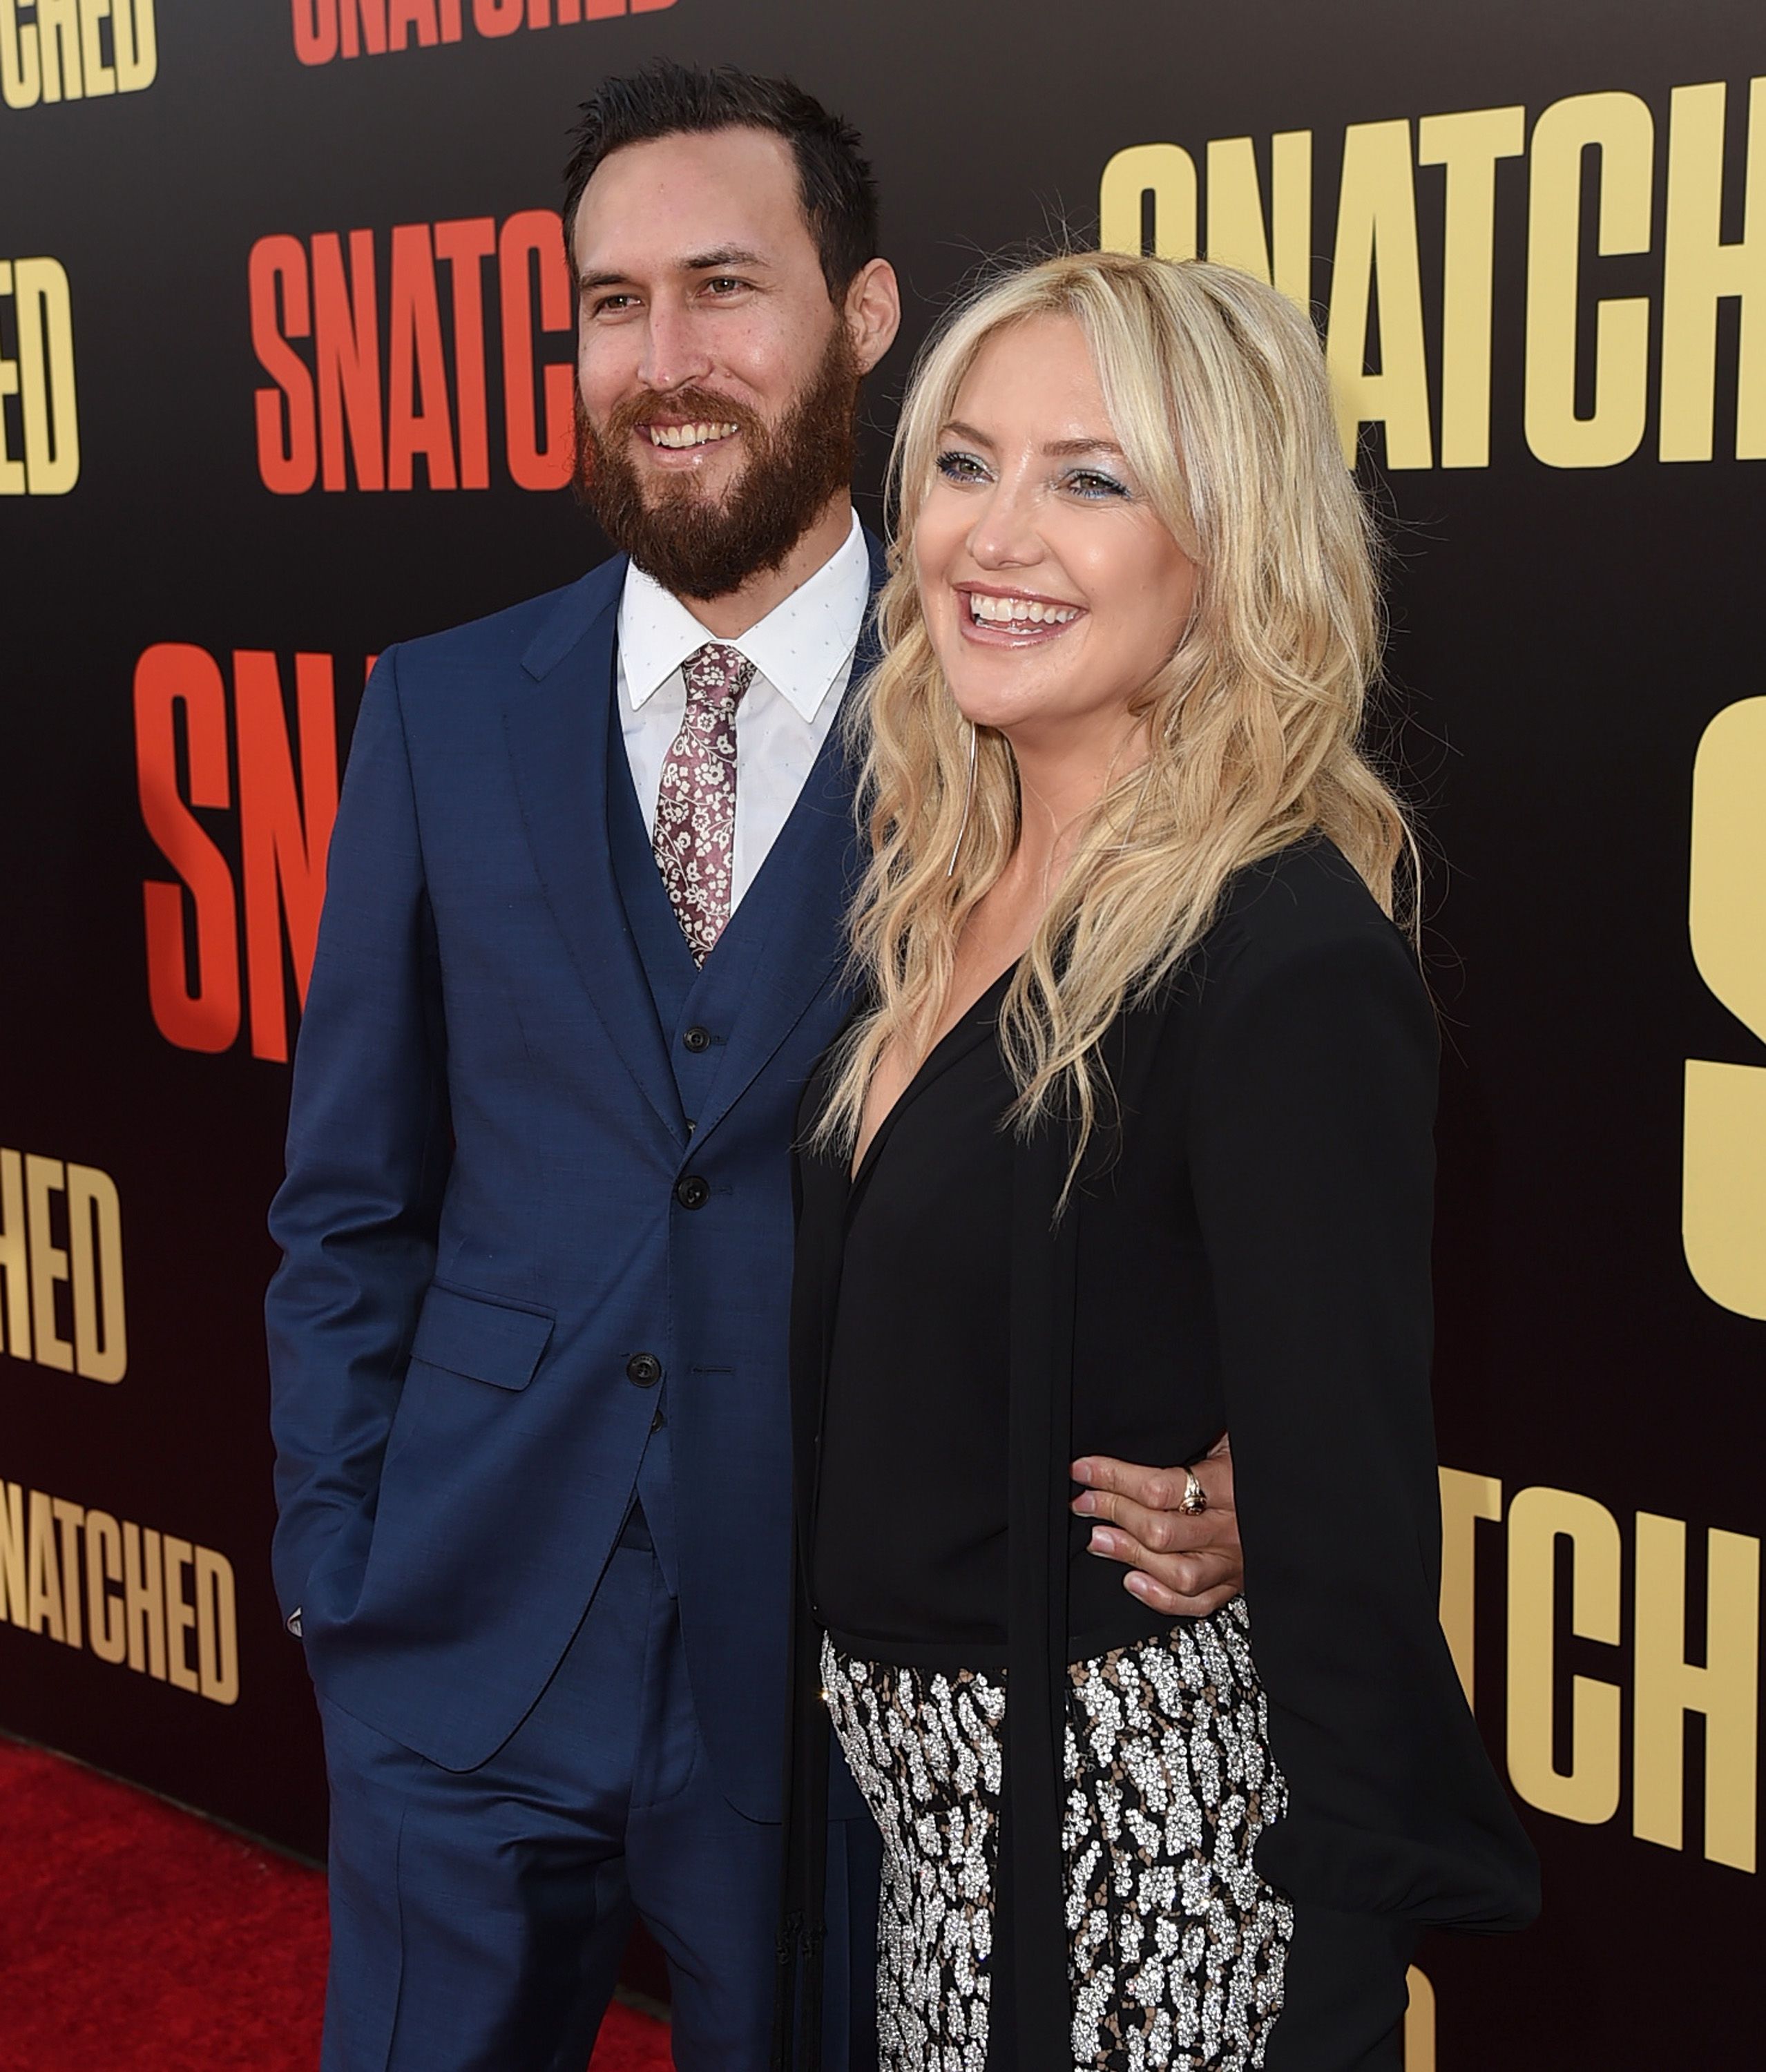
[{"left": 575, "top": 323, "right": 861, "bottom": 601}]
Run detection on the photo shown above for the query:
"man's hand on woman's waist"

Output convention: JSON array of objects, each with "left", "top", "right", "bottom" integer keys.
[{"left": 1071, "top": 1432, "right": 1242, "bottom": 1616}]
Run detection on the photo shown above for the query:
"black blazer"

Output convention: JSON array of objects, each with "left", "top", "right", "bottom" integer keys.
[{"left": 782, "top": 837, "right": 1538, "bottom": 2072}]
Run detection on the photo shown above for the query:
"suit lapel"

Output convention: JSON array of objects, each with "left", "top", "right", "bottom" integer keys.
[
  {"left": 501, "top": 561, "right": 687, "bottom": 1144},
  {"left": 686, "top": 729, "right": 858, "bottom": 1151},
  {"left": 687, "top": 541, "right": 886, "bottom": 1150}
]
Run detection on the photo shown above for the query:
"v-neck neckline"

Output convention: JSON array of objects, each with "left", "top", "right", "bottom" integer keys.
[{"left": 847, "top": 963, "right": 1017, "bottom": 1196}]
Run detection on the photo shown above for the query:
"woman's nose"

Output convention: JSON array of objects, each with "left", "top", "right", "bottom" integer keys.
[{"left": 968, "top": 481, "right": 1043, "bottom": 570}]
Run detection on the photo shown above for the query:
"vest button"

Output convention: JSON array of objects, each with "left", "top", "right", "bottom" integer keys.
[
  {"left": 675, "top": 1174, "right": 710, "bottom": 1210},
  {"left": 683, "top": 1025, "right": 712, "bottom": 1053},
  {"left": 626, "top": 1353, "right": 663, "bottom": 1388}
]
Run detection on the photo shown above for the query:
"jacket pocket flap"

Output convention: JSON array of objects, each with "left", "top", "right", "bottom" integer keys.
[{"left": 409, "top": 1285, "right": 554, "bottom": 1391}]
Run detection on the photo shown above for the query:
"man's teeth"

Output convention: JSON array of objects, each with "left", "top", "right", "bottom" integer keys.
[
  {"left": 646, "top": 421, "right": 739, "bottom": 449},
  {"left": 967, "top": 593, "right": 1082, "bottom": 626}
]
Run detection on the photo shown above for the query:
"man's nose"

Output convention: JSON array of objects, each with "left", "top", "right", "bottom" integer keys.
[{"left": 637, "top": 306, "right": 713, "bottom": 394}]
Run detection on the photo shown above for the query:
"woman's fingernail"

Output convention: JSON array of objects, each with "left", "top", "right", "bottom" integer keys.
[
  {"left": 1073, "top": 1492, "right": 1097, "bottom": 1515},
  {"left": 1072, "top": 1460, "right": 1094, "bottom": 1485},
  {"left": 1088, "top": 1528, "right": 1114, "bottom": 1555},
  {"left": 1124, "top": 1572, "right": 1149, "bottom": 1597}
]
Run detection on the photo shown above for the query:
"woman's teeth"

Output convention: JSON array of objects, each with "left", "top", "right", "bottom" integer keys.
[
  {"left": 647, "top": 422, "right": 738, "bottom": 448},
  {"left": 967, "top": 593, "right": 1082, "bottom": 626}
]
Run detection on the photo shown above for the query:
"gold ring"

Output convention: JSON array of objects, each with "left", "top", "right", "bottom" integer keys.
[{"left": 1179, "top": 1466, "right": 1208, "bottom": 1516}]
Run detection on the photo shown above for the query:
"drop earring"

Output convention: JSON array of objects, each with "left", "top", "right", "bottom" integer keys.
[{"left": 946, "top": 720, "right": 979, "bottom": 879}]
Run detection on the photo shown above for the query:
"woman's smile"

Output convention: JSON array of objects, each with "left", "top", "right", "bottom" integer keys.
[{"left": 954, "top": 582, "right": 1088, "bottom": 646}]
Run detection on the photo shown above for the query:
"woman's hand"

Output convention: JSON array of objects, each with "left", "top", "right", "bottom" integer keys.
[{"left": 1070, "top": 1433, "right": 1242, "bottom": 1615}]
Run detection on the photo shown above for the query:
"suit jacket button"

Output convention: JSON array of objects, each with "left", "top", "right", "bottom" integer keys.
[
  {"left": 675, "top": 1174, "right": 710, "bottom": 1210},
  {"left": 683, "top": 1026, "right": 712, "bottom": 1053},
  {"left": 626, "top": 1353, "right": 663, "bottom": 1388}
]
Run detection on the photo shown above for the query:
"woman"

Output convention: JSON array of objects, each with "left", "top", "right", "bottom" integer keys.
[{"left": 779, "top": 252, "right": 1537, "bottom": 2072}]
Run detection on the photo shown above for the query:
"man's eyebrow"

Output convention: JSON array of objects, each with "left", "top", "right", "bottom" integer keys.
[
  {"left": 678, "top": 246, "right": 770, "bottom": 272},
  {"left": 941, "top": 419, "right": 1125, "bottom": 459},
  {"left": 577, "top": 248, "right": 773, "bottom": 297}
]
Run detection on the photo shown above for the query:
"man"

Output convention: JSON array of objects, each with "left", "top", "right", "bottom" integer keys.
[{"left": 267, "top": 63, "right": 1245, "bottom": 2072}]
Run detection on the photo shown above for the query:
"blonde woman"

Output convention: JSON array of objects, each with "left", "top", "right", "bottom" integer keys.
[{"left": 776, "top": 252, "right": 1537, "bottom": 2072}]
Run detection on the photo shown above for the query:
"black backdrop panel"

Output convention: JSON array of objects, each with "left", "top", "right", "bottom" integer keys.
[{"left": 2, "top": 5, "right": 1761, "bottom": 2064}]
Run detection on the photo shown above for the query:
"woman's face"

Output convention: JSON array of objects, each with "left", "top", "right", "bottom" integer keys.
[{"left": 914, "top": 314, "right": 1198, "bottom": 755}]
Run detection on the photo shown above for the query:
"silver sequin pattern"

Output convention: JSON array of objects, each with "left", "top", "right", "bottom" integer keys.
[{"left": 822, "top": 1600, "right": 1293, "bottom": 2071}]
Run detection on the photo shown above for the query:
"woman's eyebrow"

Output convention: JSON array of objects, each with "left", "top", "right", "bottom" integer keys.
[{"left": 939, "top": 420, "right": 1124, "bottom": 459}]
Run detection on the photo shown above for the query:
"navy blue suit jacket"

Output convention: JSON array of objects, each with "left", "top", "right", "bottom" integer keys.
[{"left": 267, "top": 541, "right": 881, "bottom": 1819}]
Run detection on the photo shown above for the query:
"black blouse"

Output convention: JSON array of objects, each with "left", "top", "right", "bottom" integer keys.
[
  {"left": 813, "top": 961, "right": 1198, "bottom": 1668},
  {"left": 782, "top": 838, "right": 1539, "bottom": 2072}
]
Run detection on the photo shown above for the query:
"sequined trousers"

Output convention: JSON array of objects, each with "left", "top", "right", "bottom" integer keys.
[{"left": 821, "top": 1600, "right": 1294, "bottom": 2072}]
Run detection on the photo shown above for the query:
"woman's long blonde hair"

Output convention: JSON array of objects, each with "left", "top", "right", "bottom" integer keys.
[{"left": 816, "top": 249, "right": 1414, "bottom": 1167}]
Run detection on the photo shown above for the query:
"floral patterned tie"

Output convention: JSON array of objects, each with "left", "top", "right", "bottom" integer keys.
[{"left": 651, "top": 641, "right": 756, "bottom": 963}]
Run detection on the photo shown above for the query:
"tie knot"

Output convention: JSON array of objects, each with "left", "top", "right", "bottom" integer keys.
[{"left": 682, "top": 641, "right": 755, "bottom": 711}]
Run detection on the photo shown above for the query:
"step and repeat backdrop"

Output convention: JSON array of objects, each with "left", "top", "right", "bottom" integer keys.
[{"left": 2, "top": 2, "right": 1761, "bottom": 2063}]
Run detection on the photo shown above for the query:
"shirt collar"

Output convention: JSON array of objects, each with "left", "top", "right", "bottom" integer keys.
[{"left": 616, "top": 507, "right": 872, "bottom": 722}]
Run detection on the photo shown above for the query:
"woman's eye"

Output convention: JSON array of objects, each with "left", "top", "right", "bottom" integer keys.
[
  {"left": 1066, "top": 468, "right": 1129, "bottom": 500},
  {"left": 936, "top": 449, "right": 988, "bottom": 483}
]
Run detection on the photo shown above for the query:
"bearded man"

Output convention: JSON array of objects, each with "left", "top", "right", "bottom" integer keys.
[{"left": 266, "top": 63, "right": 1247, "bottom": 2072}]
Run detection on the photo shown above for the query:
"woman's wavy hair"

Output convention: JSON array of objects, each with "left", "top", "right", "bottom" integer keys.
[{"left": 815, "top": 249, "right": 1414, "bottom": 1170}]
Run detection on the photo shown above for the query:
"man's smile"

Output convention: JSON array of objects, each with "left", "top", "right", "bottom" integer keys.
[{"left": 644, "top": 421, "right": 740, "bottom": 450}]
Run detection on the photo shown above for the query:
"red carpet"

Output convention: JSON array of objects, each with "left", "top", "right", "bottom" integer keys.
[{"left": 1, "top": 1736, "right": 672, "bottom": 2071}]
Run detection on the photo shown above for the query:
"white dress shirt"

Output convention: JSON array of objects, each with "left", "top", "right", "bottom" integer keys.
[{"left": 615, "top": 508, "right": 872, "bottom": 913}]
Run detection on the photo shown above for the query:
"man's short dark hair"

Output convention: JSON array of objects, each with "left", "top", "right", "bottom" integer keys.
[{"left": 563, "top": 61, "right": 879, "bottom": 301}]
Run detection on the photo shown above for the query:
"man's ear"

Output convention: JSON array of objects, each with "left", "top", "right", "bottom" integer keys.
[{"left": 845, "top": 258, "right": 902, "bottom": 375}]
